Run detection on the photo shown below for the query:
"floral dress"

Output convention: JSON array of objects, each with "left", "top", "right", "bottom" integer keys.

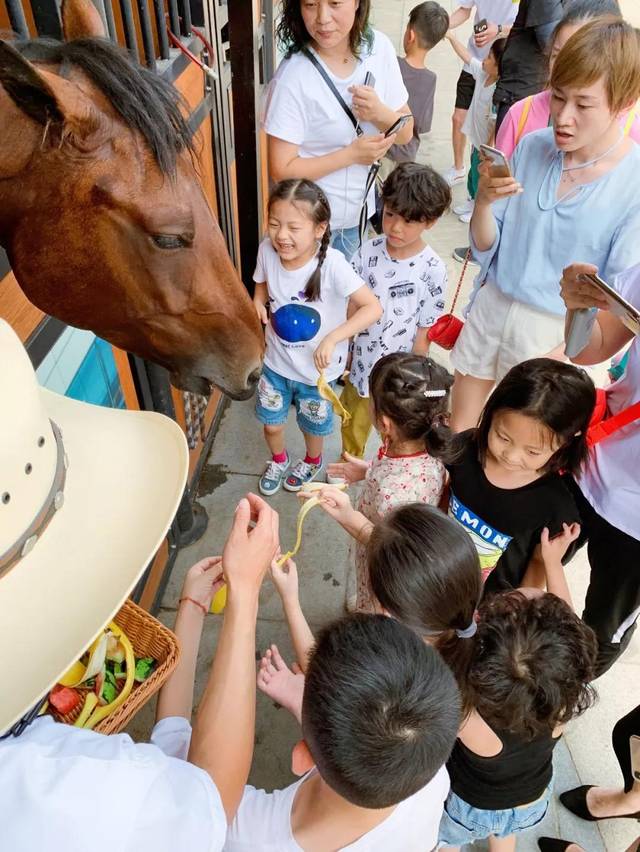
[{"left": 354, "top": 448, "right": 445, "bottom": 612}]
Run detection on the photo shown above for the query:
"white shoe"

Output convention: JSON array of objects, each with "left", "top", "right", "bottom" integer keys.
[
  {"left": 453, "top": 198, "right": 473, "bottom": 216},
  {"left": 442, "top": 166, "right": 466, "bottom": 187},
  {"left": 458, "top": 210, "right": 473, "bottom": 224}
]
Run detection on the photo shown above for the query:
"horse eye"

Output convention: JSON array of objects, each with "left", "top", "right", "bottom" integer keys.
[{"left": 151, "top": 234, "right": 190, "bottom": 250}]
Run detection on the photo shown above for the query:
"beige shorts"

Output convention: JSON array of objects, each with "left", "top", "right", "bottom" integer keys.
[{"left": 450, "top": 282, "right": 565, "bottom": 382}]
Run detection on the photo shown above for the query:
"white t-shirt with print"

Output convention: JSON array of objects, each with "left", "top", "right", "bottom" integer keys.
[
  {"left": 349, "top": 235, "right": 448, "bottom": 397},
  {"left": 462, "top": 58, "right": 497, "bottom": 149},
  {"left": 459, "top": 0, "right": 519, "bottom": 69},
  {"left": 578, "top": 262, "right": 640, "bottom": 540},
  {"left": 224, "top": 766, "right": 450, "bottom": 852},
  {"left": 263, "top": 31, "right": 408, "bottom": 230},
  {"left": 254, "top": 238, "right": 364, "bottom": 385}
]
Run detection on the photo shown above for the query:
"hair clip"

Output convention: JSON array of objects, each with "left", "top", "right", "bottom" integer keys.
[
  {"left": 455, "top": 620, "right": 478, "bottom": 639},
  {"left": 423, "top": 389, "right": 446, "bottom": 398}
]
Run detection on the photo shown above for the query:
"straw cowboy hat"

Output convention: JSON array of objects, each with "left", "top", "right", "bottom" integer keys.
[{"left": 0, "top": 320, "right": 188, "bottom": 733}]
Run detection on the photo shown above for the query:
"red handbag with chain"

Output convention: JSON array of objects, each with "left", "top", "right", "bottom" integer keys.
[{"left": 427, "top": 249, "right": 472, "bottom": 350}]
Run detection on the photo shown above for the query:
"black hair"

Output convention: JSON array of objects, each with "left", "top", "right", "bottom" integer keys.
[
  {"left": 302, "top": 613, "right": 461, "bottom": 807},
  {"left": 407, "top": 1, "right": 450, "bottom": 50},
  {"left": 368, "top": 504, "right": 482, "bottom": 692},
  {"left": 475, "top": 358, "right": 596, "bottom": 476},
  {"left": 369, "top": 353, "right": 456, "bottom": 460},
  {"left": 381, "top": 162, "right": 451, "bottom": 223},
  {"left": 551, "top": 0, "right": 621, "bottom": 46},
  {"left": 267, "top": 179, "right": 331, "bottom": 301},
  {"left": 489, "top": 36, "right": 507, "bottom": 65},
  {"left": 276, "top": 0, "right": 373, "bottom": 58},
  {"left": 464, "top": 592, "right": 598, "bottom": 739},
  {"left": 15, "top": 38, "right": 193, "bottom": 176}
]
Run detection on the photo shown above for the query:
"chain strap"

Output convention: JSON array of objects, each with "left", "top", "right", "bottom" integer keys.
[{"left": 449, "top": 249, "right": 472, "bottom": 315}]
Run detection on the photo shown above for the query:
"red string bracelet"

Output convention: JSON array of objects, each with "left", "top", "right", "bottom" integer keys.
[{"left": 179, "top": 596, "right": 207, "bottom": 616}]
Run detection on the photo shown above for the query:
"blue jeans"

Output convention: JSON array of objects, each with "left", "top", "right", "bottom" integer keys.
[
  {"left": 255, "top": 364, "right": 336, "bottom": 437},
  {"left": 438, "top": 788, "right": 550, "bottom": 847},
  {"left": 330, "top": 226, "right": 360, "bottom": 261}
]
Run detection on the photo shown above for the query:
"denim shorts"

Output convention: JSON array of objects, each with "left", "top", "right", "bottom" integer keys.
[
  {"left": 437, "top": 788, "right": 550, "bottom": 847},
  {"left": 255, "top": 364, "right": 336, "bottom": 437},
  {"left": 330, "top": 225, "right": 360, "bottom": 261}
]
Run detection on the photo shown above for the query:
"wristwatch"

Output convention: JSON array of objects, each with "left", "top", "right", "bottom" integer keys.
[{"left": 497, "top": 23, "right": 503, "bottom": 34}]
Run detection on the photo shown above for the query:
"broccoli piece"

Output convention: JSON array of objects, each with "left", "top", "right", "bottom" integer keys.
[{"left": 134, "top": 657, "right": 156, "bottom": 683}]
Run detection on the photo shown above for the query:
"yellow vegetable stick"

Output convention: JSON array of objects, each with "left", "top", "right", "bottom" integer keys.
[
  {"left": 74, "top": 693, "right": 98, "bottom": 727},
  {"left": 275, "top": 482, "right": 348, "bottom": 568},
  {"left": 84, "top": 622, "right": 135, "bottom": 730},
  {"left": 59, "top": 660, "right": 87, "bottom": 687},
  {"left": 317, "top": 371, "right": 351, "bottom": 424},
  {"left": 210, "top": 584, "right": 227, "bottom": 614}
]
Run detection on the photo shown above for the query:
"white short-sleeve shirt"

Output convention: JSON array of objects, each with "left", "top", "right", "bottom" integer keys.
[
  {"left": 254, "top": 238, "right": 365, "bottom": 384},
  {"left": 459, "top": 0, "right": 520, "bottom": 69},
  {"left": 349, "top": 236, "right": 448, "bottom": 397},
  {"left": 461, "top": 58, "right": 497, "bottom": 149},
  {"left": 224, "top": 765, "right": 450, "bottom": 851},
  {"left": 0, "top": 716, "right": 226, "bottom": 852},
  {"left": 263, "top": 30, "right": 408, "bottom": 230},
  {"left": 578, "top": 263, "right": 640, "bottom": 540}
]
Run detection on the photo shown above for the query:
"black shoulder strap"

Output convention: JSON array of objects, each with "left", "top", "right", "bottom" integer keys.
[{"left": 302, "top": 48, "right": 363, "bottom": 137}]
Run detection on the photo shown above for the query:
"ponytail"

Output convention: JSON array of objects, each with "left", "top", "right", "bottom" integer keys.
[{"left": 304, "top": 226, "right": 331, "bottom": 302}]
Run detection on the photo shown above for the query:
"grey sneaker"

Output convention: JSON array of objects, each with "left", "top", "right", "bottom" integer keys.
[
  {"left": 284, "top": 458, "right": 323, "bottom": 492},
  {"left": 452, "top": 246, "right": 479, "bottom": 265},
  {"left": 259, "top": 456, "right": 290, "bottom": 496}
]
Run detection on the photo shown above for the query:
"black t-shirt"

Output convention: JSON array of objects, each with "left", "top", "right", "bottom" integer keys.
[
  {"left": 445, "top": 431, "right": 579, "bottom": 591},
  {"left": 494, "top": 0, "right": 565, "bottom": 106}
]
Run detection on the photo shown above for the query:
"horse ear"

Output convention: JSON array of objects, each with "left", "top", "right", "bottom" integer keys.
[
  {"left": 61, "top": 0, "right": 107, "bottom": 40},
  {"left": 0, "top": 40, "right": 64, "bottom": 126},
  {"left": 0, "top": 41, "right": 105, "bottom": 146}
]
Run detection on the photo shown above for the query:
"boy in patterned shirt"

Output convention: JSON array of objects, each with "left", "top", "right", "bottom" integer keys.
[{"left": 340, "top": 163, "right": 451, "bottom": 457}]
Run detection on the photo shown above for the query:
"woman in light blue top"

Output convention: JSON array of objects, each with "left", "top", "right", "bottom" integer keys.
[{"left": 450, "top": 17, "right": 640, "bottom": 431}]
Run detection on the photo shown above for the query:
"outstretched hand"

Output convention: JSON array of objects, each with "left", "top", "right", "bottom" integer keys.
[
  {"left": 222, "top": 493, "right": 280, "bottom": 599},
  {"left": 299, "top": 484, "right": 354, "bottom": 526},
  {"left": 270, "top": 556, "right": 299, "bottom": 605},
  {"left": 326, "top": 452, "right": 369, "bottom": 484},
  {"left": 257, "top": 643, "right": 305, "bottom": 724}
]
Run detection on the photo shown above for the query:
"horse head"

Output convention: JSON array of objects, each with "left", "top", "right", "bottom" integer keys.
[{"left": 0, "top": 0, "right": 263, "bottom": 398}]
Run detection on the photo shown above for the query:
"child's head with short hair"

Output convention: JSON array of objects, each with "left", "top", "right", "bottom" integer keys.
[
  {"left": 483, "top": 36, "right": 507, "bottom": 76},
  {"left": 381, "top": 162, "right": 451, "bottom": 226},
  {"left": 475, "top": 358, "right": 596, "bottom": 477},
  {"left": 550, "top": 16, "right": 640, "bottom": 115},
  {"left": 369, "top": 352, "right": 454, "bottom": 458},
  {"left": 467, "top": 592, "right": 597, "bottom": 738},
  {"left": 404, "top": 1, "right": 449, "bottom": 52},
  {"left": 302, "top": 613, "right": 461, "bottom": 807},
  {"left": 368, "top": 504, "right": 482, "bottom": 688}
]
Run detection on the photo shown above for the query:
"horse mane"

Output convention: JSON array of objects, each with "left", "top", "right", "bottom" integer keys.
[{"left": 14, "top": 37, "right": 194, "bottom": 175}]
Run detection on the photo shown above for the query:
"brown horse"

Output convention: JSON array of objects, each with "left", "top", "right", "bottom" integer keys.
[{"left": 0, "top": 0, "right": 263, "bottom": 398}]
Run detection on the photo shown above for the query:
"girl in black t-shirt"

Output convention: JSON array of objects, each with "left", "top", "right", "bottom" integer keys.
[{"left": 445, "top": 357, "right": 596, "bottom": 591}]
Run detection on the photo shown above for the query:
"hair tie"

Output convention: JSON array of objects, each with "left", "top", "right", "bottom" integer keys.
[
  {"left": 455, "top": 620, "right": 478, "bottom": 639},
  {"left": 423, "top": 389, "right": 446, "bottom": 398}
]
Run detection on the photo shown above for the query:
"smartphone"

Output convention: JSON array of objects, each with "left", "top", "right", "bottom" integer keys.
[
  {"left": 631, "top": 735, "right": 640, "bottom": 782},
  {"left": 474, "top": 18, "right": 488, "bottom": 34},
  {"left": 363, "top": 71, "right": 376, "bottom": 88},
  {"left": 384, "top": 114, "right": 412, "bottom": 138},
  {"left": 565, "top": 307, "right": 598, "bottom": 359},
  {"left": 582, "top": 273, "right": 640, "bottom": 336},
  {"left": 480, "top": 144, "right": 511, "bottom": 178}
]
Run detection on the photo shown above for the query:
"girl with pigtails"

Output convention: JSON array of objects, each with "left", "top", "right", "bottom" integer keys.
[{"left": 253, "top": 178, "right": 381, "bottom": 496}]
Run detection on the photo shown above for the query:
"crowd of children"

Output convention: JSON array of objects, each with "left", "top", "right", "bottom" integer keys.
[{"left": 161, "top": 1, "right": 640, "bottom": 850}]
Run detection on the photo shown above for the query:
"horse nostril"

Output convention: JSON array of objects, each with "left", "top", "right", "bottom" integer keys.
[{"left": 247, "top": 368, "right": 261, "bottom": 388}]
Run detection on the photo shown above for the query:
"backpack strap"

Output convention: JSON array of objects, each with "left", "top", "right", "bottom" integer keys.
[
  {"left": 623, "top": 104, "right": 637, "bottom": 137},
  {"left": 302, "top": 48, "right": 363, "bottom": 137},
  {"left": 514, "top": 96, "right": 533, "bottom": 147},
  {"left": 587, "top": 400, "right": 640, "bottom": 447}
]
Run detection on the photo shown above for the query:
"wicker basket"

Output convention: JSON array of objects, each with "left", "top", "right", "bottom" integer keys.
[{"left": 49, "top": 599, "right": 180, "bottom": 734}]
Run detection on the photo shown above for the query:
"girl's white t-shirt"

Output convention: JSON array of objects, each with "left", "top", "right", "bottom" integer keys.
[
  {"left": 254, "top": 239, "right": 365, "bottom": 385},
  {"left": 263, "top": 31, "right": 408, "bottom": 230},
  {"left": 224, "top": 766, "right": 450, "bottom": 851},
  {"left": 578, "top": 262, "right": 640, "bottom": 540},
  {"left": 462, "top": 58, "right": 497, "bottom": 150}
]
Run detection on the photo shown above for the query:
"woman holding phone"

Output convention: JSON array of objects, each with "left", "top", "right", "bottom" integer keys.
[
  {"left": 449, "top": 17, "right": 640, "bottom": 431},
  {"left": 263, "top": 0, "right": 412, "bottom": 259}
]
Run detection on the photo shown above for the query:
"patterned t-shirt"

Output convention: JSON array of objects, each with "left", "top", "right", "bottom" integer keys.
[{"left": 349, "top": 236, "right": 447, "bottom": 397}]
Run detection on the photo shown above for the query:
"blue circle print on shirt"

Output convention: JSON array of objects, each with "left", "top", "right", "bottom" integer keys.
[{"left": 271, "top": 303, "right": 321, "bottom": 343}]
